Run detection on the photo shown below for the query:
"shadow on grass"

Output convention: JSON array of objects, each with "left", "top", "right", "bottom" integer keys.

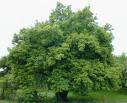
[
  {"left": 115, "top": 88, "right": 127, "bottom": 95},
  {"left": 43, "top": 96, "right": 99, "bottom": 103}
]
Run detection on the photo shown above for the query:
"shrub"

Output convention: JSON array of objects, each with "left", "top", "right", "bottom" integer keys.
[{"left": 16, "top": 88, "right": 43, "bottom": 103}]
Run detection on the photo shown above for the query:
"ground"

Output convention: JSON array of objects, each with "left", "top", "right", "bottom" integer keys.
[{"left": 0, "top": 89, "right": 127, "bottom": 103}]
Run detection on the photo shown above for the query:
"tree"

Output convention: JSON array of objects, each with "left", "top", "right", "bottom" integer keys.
[
  {"left": 3, "top": 2, "right": 122, "bottom": 103},
  {"left": 0, "top": 56, "right": 10, "bottom": 76},
  {"left": 115, "top": 53, "right": 127, "bottom": 88}
]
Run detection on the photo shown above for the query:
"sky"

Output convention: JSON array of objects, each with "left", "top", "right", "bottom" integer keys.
[{"left": 0, "top": 0, "right": 127, "bottom": 57}]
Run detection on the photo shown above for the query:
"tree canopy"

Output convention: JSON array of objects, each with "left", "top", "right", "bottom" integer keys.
[{"left": 0, "top": 2, "right": 123, "bottom": 103}]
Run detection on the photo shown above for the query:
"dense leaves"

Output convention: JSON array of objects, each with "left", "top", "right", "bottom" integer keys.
[{"left": 0, "top": 2, "right": 124, "bottom": 102}]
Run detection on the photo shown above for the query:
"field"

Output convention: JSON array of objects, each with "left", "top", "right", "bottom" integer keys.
[{"left": 1, "top": 89, "right": 127, "bottom": 103}]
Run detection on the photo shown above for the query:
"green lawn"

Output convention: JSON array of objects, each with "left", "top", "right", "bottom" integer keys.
[
  {"left": 68, "top": 89, "right": 127, "bottom": 103},
  {"left": 89, "top": 89, "right": 127, "bottom": 103},
  {"left": 1, "top": 89, "right": 127, "bottom": 103},
  {"left": 0, "top": 100, "right": 15, "bottom": 103}
]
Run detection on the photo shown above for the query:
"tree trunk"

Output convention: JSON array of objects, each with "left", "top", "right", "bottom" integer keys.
[
  {"left": 121, "top": 79, "right": 126, "bottom": 88},
  {"left": 56, "top": 91, "right": 68, "bottom": 103}
]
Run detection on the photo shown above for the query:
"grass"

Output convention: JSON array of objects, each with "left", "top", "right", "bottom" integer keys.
[
  {"left": 81, "top": 89, "right": 127, "bottom": 103},
  {"left": 88, "top": 89, "right": 127, "bottom": 103},
  {"left": 72, "top": 89, "right": 127, "bottom": 103},
  {"left": 0, "top": 100, "right": 15, "bottom": 103},
  {"left": 1, "top": 89, "right": 127, "bottom": 103}
]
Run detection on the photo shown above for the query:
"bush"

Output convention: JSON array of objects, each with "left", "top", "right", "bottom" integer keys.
[
  {"left": 0, "top": 77, "right": 16, "bottom": 100},
  {"left": 16, "top": 88, "right": 43, "bottom": 103}
]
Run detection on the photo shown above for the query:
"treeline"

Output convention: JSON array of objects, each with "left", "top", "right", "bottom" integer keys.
[{"left": 0, "top": 2, "right": 127, "bottom": 103}]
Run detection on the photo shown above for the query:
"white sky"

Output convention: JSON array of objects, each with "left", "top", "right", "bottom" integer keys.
[{"left": 0, "top": 0, "right": 127, "bottom": 57}]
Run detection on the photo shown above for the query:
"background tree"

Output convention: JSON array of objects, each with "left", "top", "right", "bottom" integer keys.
[
  {"left": 0, "top": 56, "right": 11, "bottom": 76},
  {"left": 115, "top": 53, "right": 127, "bottom": 88}
]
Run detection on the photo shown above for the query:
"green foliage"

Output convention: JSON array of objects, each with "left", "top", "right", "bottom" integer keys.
[
  {"left": 115, "top": 53, "right": 127, "bottom": 87},
  {"left": 0, "top": 56, "right": 11, "bottom": 76},
  {"left": 0, "top": 75, "right": 16, "bottom": 100},
  {"left": 50, "top": 2, "right": 73, "bottom": 23},
  {"left": 0, "top": 2, "right": 123, "bottom": 102},
  {"left": 15, "top": 88, "right": 43, "bottom": 103}
]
